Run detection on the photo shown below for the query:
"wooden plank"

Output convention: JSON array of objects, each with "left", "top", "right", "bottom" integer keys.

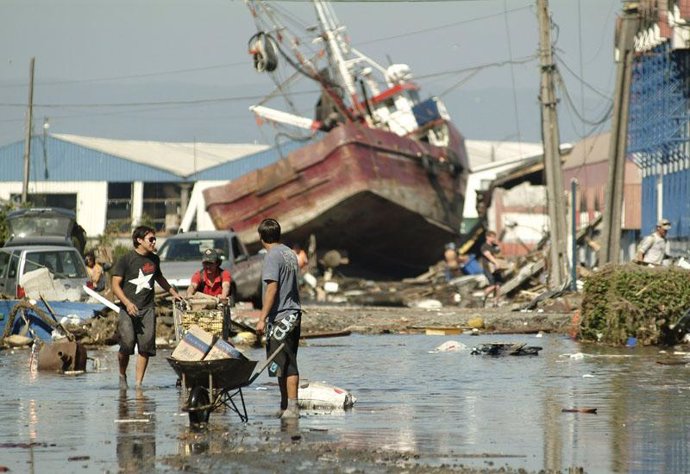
[{"left": 498, "top": 259, "right": 545, "bottom": 296}]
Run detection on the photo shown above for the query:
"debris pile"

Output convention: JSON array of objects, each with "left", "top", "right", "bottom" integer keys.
[{"left": 579, "top": 264, "right": 690, "bottom": 346}]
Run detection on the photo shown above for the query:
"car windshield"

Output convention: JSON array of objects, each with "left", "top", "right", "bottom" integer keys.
[
  {"left": 9, "top": 214, "right": 72, "bottom": 239},
  {"left": 23, "top": 250, "right": 87, "bottom": 279},
  {"left": 158, "top": 238, "right": 228, "bottom": 262}
]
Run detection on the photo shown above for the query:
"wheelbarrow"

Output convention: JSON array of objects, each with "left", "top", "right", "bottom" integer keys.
[{"left": 167, "top": 342, "right": 284, "bottom": 425}]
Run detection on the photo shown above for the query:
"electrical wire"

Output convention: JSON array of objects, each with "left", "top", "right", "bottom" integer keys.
[{"left": 502, "top": 0, "right": 523, "bottom": 149}]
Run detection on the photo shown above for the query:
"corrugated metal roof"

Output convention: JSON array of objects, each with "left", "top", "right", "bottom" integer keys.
[
  {"left": 190, "top": 138, "right": 311, "bottom": 181},
  {"left": 0, "top": 134, "right": 272, "bottom": 182},
  {"left": 464, "top": 140, "right": 544, "bottom": 172},
  {"left": 53, "top": 134, "right": 269, "bottom": 178}
]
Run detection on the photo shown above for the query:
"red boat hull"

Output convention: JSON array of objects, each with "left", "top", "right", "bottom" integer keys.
[{"left": 204, "top": 121, "right": 468, "bottom": 278}]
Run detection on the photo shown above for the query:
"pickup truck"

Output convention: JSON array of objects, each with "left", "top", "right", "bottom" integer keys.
[{"left": 157, "top": 230, "right": 264, "bottom": 308}]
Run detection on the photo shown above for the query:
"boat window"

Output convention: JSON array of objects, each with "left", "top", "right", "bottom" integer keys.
[
  {"left": 0, "top": 251, "right": 10, "bottom": 279},
  {"left": 407, "top": 89, "right": 420, "bottom": 104}
]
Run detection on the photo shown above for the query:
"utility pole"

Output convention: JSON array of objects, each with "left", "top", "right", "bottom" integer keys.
[
  {"left": 537, "top": 0, "right": 568, "bottom": 288},
  {"left": 21, "top": 57, "right": 35, "bottom": 204},
  {"left": 600, "top": 2, "right": 640, "bottom": 264}
]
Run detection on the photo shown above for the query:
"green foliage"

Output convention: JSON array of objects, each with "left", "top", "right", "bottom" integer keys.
[
  {"left": 0, "top": 201, "right": 15, "bottom": 246},
  {"left": 112, "top": 244, "right": 130, "bottom": 264},
  {"left": 580, "top": 264, "right": 690, "bottom": 346}
]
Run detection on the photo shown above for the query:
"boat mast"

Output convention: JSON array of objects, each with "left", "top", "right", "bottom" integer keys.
[{"left": 312, "top": 0, "right": 363, "bottom": 114}]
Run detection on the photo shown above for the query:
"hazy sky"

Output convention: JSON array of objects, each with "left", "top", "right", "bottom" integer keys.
[{"left": 0, "top": 0, "right": 621, "bottom": 148}]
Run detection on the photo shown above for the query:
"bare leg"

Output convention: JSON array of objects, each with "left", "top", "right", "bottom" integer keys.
[
  {"left": 286, "top": 374, "right": 299, "bottom": 399},
  {"left": 118, "top": 352, "right": 129, "bottom": 376},
  {"left": 135, "top": 354, "right": 149, "bottom": 387},
  {"left": 278, "top": 376, "right": 288, "bottom": 410}
]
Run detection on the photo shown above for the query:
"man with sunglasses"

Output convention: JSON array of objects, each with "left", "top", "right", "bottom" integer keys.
[{"left": 112, "top": 225, "right": 182, "bottom": 389}]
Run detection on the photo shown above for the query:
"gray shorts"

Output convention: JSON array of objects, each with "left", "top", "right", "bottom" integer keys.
[{"left": 118, "top": 307, "right": 156, "bottom": 356}]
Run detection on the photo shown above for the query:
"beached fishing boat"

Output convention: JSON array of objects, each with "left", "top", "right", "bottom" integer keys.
[{"left": 204, "top": 0, "right": 469, "bottom": 277}]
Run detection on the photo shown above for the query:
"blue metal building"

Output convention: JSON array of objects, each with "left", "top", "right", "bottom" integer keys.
[
  {"left": 0, "top": 134, "right": 285, "bottom": 235},
  {"left": 627, "top": 6, "right": 690, "bottom": 253}
]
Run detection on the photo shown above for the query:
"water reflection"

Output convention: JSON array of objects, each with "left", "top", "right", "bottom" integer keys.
[
  {"left": 2, "top": 335, "right": 690, "bottom": 472},
  {"left": 116, "top": 388, "right": 156, "bottom": 471}
]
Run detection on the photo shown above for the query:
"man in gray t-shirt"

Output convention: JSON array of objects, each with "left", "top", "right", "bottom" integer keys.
[
  {"left": 255, "top": 218, "right": 302, "bottom": 419},
  {"left": 636, "top": 218, "right": 671, "bottom": 265}
]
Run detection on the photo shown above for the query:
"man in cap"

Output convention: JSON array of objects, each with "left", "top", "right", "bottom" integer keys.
[
  {"left": 186, "top": 248, "right": 232, "bottom": 303},
  {"left": 635, "top": 218, "right": 672, "bottom": 266}
]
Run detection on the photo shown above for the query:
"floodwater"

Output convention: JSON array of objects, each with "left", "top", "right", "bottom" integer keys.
[{"left": 1, "top": 333, "right": 690, "bottom": 473}]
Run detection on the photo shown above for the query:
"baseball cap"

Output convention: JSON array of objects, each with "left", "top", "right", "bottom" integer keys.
[
  {"left": 202, "top": 248, "right": 220, "bottom": 263},
  {"left": 657, "top": 218, "right": 671, "bottom": 229}
]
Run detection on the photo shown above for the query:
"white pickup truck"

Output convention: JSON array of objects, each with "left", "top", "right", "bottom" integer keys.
[{"left": 157, "top": 231, "right": 264, "bottom": 308}]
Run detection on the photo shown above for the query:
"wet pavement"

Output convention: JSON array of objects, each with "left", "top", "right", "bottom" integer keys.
[{"left": 2, "top": 333, "right": 690, "bottom": 473}]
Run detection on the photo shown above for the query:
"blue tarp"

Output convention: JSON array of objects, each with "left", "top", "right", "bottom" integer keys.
[{"left": 0, "top": 300, "right": 107, "bottom": 342}]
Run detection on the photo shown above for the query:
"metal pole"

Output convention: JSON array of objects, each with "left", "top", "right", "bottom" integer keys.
[
  {"left": 600, "top": 2, "right": 639, "bottom": 264},
  {"left": 571, "top": 178, "right": 578, "bottom": 292},
  {"left": 537, "top": 0, "right": 568, "bottom": 288},
  {"left": 21, "top": 57, "right": 35, "bottom": 204}
]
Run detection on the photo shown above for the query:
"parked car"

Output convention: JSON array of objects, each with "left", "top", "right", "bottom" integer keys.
[
  {"left": 157, "top": 231, "right": 264, "bottom": 307},
  {"left": 0, "top": 245, "right": 90, "bottom": 301},
  {"left": 3, "top": 208, "right": 87, "bottom": 255}
]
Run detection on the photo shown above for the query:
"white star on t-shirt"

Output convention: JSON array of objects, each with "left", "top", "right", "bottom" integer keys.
[{"left": 128, "top": 269, "right": 154, "bottom": 294}]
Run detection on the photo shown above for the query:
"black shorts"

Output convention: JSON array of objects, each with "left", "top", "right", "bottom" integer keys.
[
  {"left": 118, "top": 307, "right": 156, "bottom": 356},
  {"left": 484, "top": 269, "right": 504, "bottom": 286},
  {"left": 266, "top": 317, "right": 301, "bottom": 378}
]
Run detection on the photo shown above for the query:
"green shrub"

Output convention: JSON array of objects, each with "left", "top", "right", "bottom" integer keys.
[{"left": 580, "top": 263, "right": 690, "bottom": 346}]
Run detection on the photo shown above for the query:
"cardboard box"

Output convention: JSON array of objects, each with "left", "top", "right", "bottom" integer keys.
[
  {"left": 171, "top": 325, "right": 214, "bottom": 361},
  {"left": 204, "top": 338, "right": 245, "bottom": 361}
]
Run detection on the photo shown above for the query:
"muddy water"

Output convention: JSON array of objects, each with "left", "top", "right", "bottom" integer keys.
[{"left": 1, "top": 334, "right": 690, "bottom": 473}]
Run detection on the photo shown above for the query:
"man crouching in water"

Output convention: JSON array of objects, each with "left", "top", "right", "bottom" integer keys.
[{"left": 255, "top": 218, "right": 302, "bottom": 419}]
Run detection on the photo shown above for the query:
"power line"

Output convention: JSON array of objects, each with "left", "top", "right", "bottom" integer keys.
[
  {"left": 0, "top": 62, "right": 248, "bottom": 89},
  {"left": 554, "top": 51, "right": 611, "bottom": 100},
  {"left": 355, "top": 4, "right": 533, "bottom": 46},
  {"left": 0, "top": 56, "right": 537, "bottom": 110}
]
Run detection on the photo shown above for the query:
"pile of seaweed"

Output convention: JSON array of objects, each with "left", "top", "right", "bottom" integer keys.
[{"left": 579, "top": 264, "right": 690, "bottom": 346}]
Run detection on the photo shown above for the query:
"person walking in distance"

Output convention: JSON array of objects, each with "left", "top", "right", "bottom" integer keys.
[
  {"left": 112, "top": 225, "right": 182, "bottom": 389},
  {"left": 480, "top": 230, "right": 503, "bottom": 306},
  {"left": 255, "top": 218, "right": 302, "bottom": 419},
  {"left": 635, "top": 218, "right": 672, "bottom": 266}
]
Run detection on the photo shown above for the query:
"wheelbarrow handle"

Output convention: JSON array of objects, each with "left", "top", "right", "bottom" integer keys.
[{"left": 247, "top": 342, "right": 285, "bottom": 385}]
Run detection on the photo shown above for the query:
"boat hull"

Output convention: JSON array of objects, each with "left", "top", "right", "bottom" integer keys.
[{"left": 204, "top": 121, "right": 468, "bottom": 278}]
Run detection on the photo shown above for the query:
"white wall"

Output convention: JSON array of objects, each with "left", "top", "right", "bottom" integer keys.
[{"left": 0, "top": 181, "right": 108, "bottom": 237}]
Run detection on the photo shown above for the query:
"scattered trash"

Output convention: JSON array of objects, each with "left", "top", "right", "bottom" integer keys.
[
  {"left": 471, "top": 343, "right": 542, "bottom": 356},
  {"left": 297, "top": 380, "right": 356, "bottom": 410},
  {"left": 430, "top": 340, "right": 467, "bottom": 353},
  {"left": 411, "top": 299, "right": 443, "bottom": 310},
  {"left": 467, "top": 316, "right": 484, "bottom": 329},
  {"left": 425, "top": 327, "right": 463, "bottom": 336},
  {"left": 625, "top": 337, "right": 637, "bottom": 348},
  {"left": 561, "top": 408, "right": 597, "bottom": 414}
]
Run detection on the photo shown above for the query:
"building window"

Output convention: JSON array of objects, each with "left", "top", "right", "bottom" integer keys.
[
  {"left": 143, "top": 183, "right": 182, "bottom": 233},
  {"left": 106, "top": 183, "right": 132, "bottom": 232},
  {"left": 10, "top": 193, "right": 77, "bottom": 211}
]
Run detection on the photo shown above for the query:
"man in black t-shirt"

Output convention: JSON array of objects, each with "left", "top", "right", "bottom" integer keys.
[{"left": 112, "top": 225, "right": 182, "bottom": 389}]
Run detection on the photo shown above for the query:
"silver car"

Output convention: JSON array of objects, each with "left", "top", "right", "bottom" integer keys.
[{"left": 0, "top": 246, "right": 89, "bottom": 301}]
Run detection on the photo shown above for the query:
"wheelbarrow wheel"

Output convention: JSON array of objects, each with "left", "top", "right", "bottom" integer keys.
[{"left": 188, "top": 386, "right": 211, "bottom": 425}]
